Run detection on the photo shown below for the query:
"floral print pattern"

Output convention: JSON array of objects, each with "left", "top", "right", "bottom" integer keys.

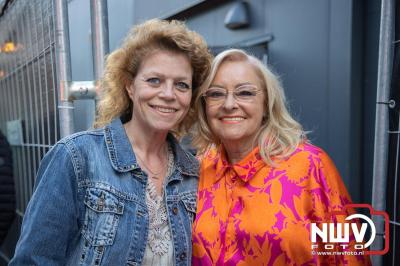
[{"left": 192, "top": 143, "right": 370, "bottom": 265}]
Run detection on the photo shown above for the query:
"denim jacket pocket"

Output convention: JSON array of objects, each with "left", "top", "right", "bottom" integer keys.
[
  {"left": 82, "top": 188, "right": 124, "bottom": 246},
  {"left": 180, "top": 191, "right": 197, "bottom": 223}
]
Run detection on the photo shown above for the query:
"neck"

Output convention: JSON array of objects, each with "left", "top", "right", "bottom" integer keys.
[
  {"left": 222, "top": 139, "right": 257, "bottom": 164},
  {"left": 124, "top": 118, "right": 168, "bottom": 157}
]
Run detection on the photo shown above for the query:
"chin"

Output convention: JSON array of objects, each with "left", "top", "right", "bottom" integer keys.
[
  {"left": 220, "top": 135, "right": 245, "bottom": 143},
  {"left": 151, "top": 121, "right": 178, "bottom": 132},
  {"left": 219, "top": 131, "right": 245, "bottom": 140}
]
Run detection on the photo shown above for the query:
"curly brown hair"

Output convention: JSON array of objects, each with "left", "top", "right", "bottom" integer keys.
[{"left": 94, "top": 19, "right": 212, "bottom": 136}]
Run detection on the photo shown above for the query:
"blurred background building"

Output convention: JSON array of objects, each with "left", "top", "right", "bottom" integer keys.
[{"left": 0, "top": 0, "right": 398, "bottom": 265}]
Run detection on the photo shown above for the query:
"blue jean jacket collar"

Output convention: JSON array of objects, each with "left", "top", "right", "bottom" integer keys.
[{"left": 104, "top": 118, "right": 198, "bottom": 178}]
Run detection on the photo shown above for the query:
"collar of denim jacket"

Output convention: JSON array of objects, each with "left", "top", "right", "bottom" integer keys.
[
  {"left": 166, "top": 133, "right": 199, "bottom": 177},
  {"left": 104, "top": 118, "right": 198, "bottom": 177}
]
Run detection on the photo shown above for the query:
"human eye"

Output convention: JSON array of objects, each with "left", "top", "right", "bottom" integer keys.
[
  {"left": 236, "top": 86, "right": 258, "bottom": 98},
  {"left": 146, "top": 77, "right": 161, "bottom": 86},
  {"left": 237, "top": 90, "right": 256, "bottom": 97},
  {"left": 175, "top": 81, "right": 191, "bottom": 91},
  {"left": 205, "top": 88, "right": 226, "bottom": 99}
]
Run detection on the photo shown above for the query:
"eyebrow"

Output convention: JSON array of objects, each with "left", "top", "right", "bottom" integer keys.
[
  {"left": 143, "top": 71, "right": 191, "bottom": 81},
  {"left": 236, "top": 82, "right": 254, "bottom": 87},
  {"left": 209, "top": 82, "right": 255, "bottom": 88},
  {"left": 209, "top": 84, "right": 225, "bottom": 88}
]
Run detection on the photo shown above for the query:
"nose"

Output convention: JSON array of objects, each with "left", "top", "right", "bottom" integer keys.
[
  {"left": 159, "top": 80, "right": 176, "bottom": 100},
  {"left": 222, "top": 92, "right": 238, "bottom": 110}
]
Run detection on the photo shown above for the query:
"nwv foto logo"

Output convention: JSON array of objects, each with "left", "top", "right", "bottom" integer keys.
[{"left": 310, "top": 204, "right": 389, "bottom": 255}]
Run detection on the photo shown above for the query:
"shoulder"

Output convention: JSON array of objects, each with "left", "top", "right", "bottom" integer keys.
[
  {"left": 51, "top": 128, "right": 106, "bottom": 157},
  {"left": 282, "top": 142, "right": 333, "bottom": 165},
  {"left": 43, "top": 128, "right": 107, "bottom": 172},
  {"left": 184, "top": 149, "right": 199, "bottom": 167},
  {"left": 167, "top": 135, "right": 199, "bottom": 177},
  {"left": 274, "top": 142, "right": 340, "bottom": 181},
  {"left": 199, "top": 145, "right": 219, "bottom": 165},
  {"left": 287, "top": 142, "right": 346, "bottom": 190},
  {"left": 177, "top": 145, "right": 200, "bottom": 176},
  {"left": 59, "top": 127, "right": 105, "bottom": 147},
  {"left": 197, "top": 146, "right": 220, "bottom": 178},
  {"left": 296, "top": 142, "right": 337, "bottom": 171},
  {"left": 178, "top": 143, "right": 199, "bottom": 167}
]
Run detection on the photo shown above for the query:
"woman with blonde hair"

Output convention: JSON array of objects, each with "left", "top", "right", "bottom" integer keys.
[
  {"left": 10, "top": 19, "right": 212, "bottom": 266},
  {"left": 191, "top": 49, "right": 370, "bottom": 265}
]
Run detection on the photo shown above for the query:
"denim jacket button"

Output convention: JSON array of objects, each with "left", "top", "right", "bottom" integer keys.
[
  {"left": 179, "top": 252, "right": 186, "bottom": 260},
  {"left": 97, "top": 200, "right": 104, "bottom": 211},
  {"left": 172, "top": 207, "right": 178, "bottom": 215}
]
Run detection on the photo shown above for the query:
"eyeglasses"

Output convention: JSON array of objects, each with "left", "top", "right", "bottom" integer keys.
[{"left": 202, "top": 85, "right": 261, "bottom": 106}]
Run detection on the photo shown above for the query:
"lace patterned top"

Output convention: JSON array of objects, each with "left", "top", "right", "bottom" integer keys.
[
  {"left": 192, "top": 143, "right": 371, "bottom": 266},
  {"left": 142, "top": 146, "right": 175, "bottom": 266}
]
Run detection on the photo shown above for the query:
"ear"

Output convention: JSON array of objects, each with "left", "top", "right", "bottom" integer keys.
[
  {"left": 262, "top": 109, "right": 268, "bottom": 123},
  {"left": 126, "top": 82, "right": 134, "bottom": 100}
]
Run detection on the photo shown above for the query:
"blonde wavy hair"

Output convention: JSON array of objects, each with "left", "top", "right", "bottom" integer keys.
[
  {"left": 192, "top": 49, "right": 307, "bottom": 165},
  {"left": 94, "top": 19, "right": 212, "bottom": 136}
]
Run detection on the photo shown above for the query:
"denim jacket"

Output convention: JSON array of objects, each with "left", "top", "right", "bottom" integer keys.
[{"left": 10, "top": 118, "right": 199, "bottom": 266}]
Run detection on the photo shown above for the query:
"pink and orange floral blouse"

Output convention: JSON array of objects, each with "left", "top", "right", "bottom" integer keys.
[{"left": 192, "top": 143, "right": 370, "bottom": 265}]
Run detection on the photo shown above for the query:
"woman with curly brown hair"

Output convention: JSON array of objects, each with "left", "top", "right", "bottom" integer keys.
[{"left": 10, "top": 19, "right": 212, "bottom": 266}]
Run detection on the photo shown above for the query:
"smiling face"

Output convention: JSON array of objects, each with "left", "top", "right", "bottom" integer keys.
[
  {"left": 205, "top": 59, "right": 266, "bottom": 148},
  {"left": 126, "top": 49, "right": 193, "bottom": 133}
]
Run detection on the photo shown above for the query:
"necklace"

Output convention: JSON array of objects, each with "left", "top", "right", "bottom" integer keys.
[{"left": 135, "top": 145, "right": 168, "bottom": 180}]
